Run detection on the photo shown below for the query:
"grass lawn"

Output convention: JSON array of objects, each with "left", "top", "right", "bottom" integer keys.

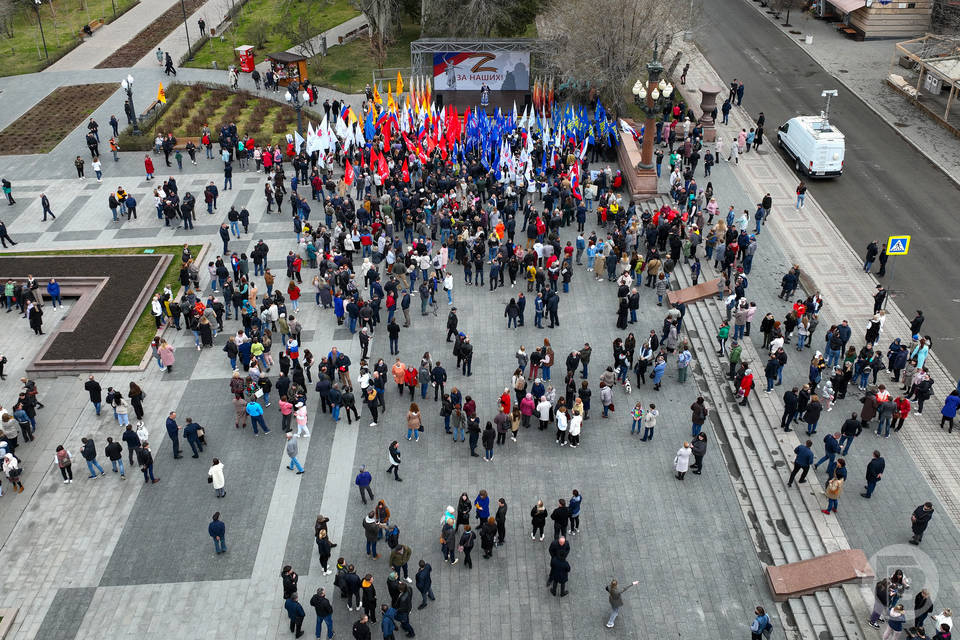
[
  {"left": 0, "top": 0, "right": 138, "bottom": 76},
  {"left": 0, "top": 245, "right": 202, "bottom": 366},
  {"left": 310, "top": 18, "right": 420, "bottom": 94},
  {"left": 117, "top": 83, "right": 323, "bottom": 151},
  {"left": 184, "top": 0, "right": 359, "bottom": 70}
]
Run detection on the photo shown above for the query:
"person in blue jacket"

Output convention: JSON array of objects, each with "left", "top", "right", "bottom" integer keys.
[
  {"left": 45, "top": 279, "right": 62, "bottom": 309},
  {"left": 474, "top": 489, "right": 490, "bottom": 521},
  {"left": 940, "top": 389, "right": 960, "bottom": 433},
  {"left": 380, "top": 605, "right": 397, "bottom": 639},
  {"left": 813, "top": 432, "right": 841, "bottom": 474},
  {"left": 246, "top": 400, "right": 270, "bottom": 435},
  {"left": 750, "top": 606, "right": 771, "bottom": 639},
  {"left": 208, "top": 511, "right": 226, "bottom": 554},
  {"left": 284, "top": 592, "right": 305, "bottom": 638},
  {"left": 786, "top": 440, "right": 814, "bottom": 487}
]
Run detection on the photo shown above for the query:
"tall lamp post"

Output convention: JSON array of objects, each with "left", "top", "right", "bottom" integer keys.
[
  {"left": 285, "top": 81, "right": 309, "bottom": 138},
  {"left": 630, "top": 43, "right": 673, "bottom": 196},
  {"left": 121, "top": 74, "right": 140, "bottom": 136},
  {"left": 180, "top": 0, "right": 193, "bottom": 61},
  {"left": 34, "top": 0, "right": 48, "bottom": 61}
]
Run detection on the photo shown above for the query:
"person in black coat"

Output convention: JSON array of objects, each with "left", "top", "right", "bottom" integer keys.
[
  {"left": 550, "top": 499, "right": 569, "bottom": 538},
  {"left": 480, "top": 516, "right": 497, "bottom": 558},
  {"left": 281, "top": 565, "right": 299, "bottom": 601},
  {"left": 549, "top": 555, "right": 570, "bottom": 596},
  {"left": 445, "top": 308, "right": 458, "bottom": 342},
  {"left": 909, "top": 502, "right": 934, "bottom": 545}
]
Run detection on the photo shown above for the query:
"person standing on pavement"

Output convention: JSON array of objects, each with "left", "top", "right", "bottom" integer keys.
[
  {"left": 690, "top": 433, "right": 707, "bottom": 474},
  {"left": 137, "top": 441, "right": 158, "bottom": 484},
  {"left": 104, "top": 437, "right": 124, "bottom": 478},
  {"left": 165, "top": 411, "right": 183, "bottom": 459},
  {"left": 209, "top": 512, "right": 227, "bottom": 554},
  {"left": 209, "top": 457, "right": 226, "bottom": 497},
  {"left": 909, "top": 502, "right": 935, "bottom": 545},
  {"left": 80, "top": 437, "right": 106, "bottom": 479},
  {"left": 85, "top": 375, "right": 102, "bottom": 416},
  {"left": 355, "top": 464, "right": 374, "bottom": 504},
  {"left": 861, "top": 450, "right": 885, "bottom": 498},
  {"left": 310, "top": 588, "right": 334, "bottom": 640},
  {"left": 284, "top": 592, "right": 305, "bottom": 638},
  {"left": 415, "top": 559, "right": 435, "bottom": 609},
  {"left": 605, "top": 579, "right": 639, "bottom": 628},
  {"left": 750, "top": 606, "right": 772, "bottom": 639},
  {"left": 386, "top": 440, "right": 402, "bottom": 481}
]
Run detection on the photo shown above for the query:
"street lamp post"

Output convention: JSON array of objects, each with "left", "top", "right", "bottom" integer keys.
[
  {"left": 34, "top": 0, "right": 48, "bottom": 61},
  {"left": 180, "top": 0, "right": 193, "bottom": 61},
  {"left": 285, "top": 81, "right": 309, "bottom": 139},
  {"left": 121, "top": 74, "right": 141, "bottom": 136},
  {"left": 631, "top": 42, "right": 674, "bottom": 171}
]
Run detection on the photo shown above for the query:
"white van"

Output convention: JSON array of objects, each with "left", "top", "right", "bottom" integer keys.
[{"left": 776, "top": 116, "right": 845, "bottom": 177}]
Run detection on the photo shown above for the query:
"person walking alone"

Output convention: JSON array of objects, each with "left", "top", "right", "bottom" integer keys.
[
  {"left": 209, "top": 512, "right": 227, "bottom": 554},
  {"left": 605, "top": 579, "right": 640, "bottom": 628}
]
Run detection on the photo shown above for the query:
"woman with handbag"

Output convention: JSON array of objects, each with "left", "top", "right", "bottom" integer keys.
[
  {"left": 208, "top": 457, "right": 225, "bottom": 498},
  {"left": 128, "top": 381, "right": 146, "bottom": 420},
  {"left": 3, "top": 453, "right": 23, "bottom": 493}
]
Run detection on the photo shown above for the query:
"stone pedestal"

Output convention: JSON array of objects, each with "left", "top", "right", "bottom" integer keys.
[
  {"left": 699, "top": 84, "right": 722, "bottom": 142},
  {"left": 615, "top": 119, "right": 662, "bottom": 202}
]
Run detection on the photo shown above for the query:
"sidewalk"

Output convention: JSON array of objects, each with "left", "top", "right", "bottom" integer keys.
[
  {"left": 44, "top": 0, "right": 182, "bottom": 72},
  {"left": 737, "top": 0, "right": 960, "bottom": 186},
  {"left": 681, "top": 38, "right": 960, "bottom": 531},
  {"left": 133, "top": 0, "right": 236, "bottom": 69}
]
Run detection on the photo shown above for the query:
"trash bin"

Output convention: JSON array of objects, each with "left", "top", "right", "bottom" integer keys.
[{"left": 235, "top": 45, "right": 255, "bottom": 73}]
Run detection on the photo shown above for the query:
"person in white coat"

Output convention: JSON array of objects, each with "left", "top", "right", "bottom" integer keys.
[
  {"left": 568, "top": 412, "right": 582, "bottom": 448},
  {"left": 208, "top": 457, "right": 226, "bottom": 498},
  {"left": 294, "top": 401, "right": 310, "bottom": 437},
  {"left": 674, "top": 442, "right": 692, "bottom": 480}
]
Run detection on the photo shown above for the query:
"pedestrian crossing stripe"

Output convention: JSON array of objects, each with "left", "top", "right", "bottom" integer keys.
[{"left": 886, "top": 235, "right": 910, "bottom": 256}]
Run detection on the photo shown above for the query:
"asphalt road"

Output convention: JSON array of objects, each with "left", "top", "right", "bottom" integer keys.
[{"left": 697, "top": 0, "right": 960, "bottom": 375}]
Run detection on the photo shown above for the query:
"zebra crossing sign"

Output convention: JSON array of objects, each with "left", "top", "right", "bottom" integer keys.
[{"left": 886, "top": 235, "right": 910, "bottom": 256}]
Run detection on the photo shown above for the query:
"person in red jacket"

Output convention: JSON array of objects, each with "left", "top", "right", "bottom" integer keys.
[
  {"left": 404, "top": 365, "right": 418, "bottom": 400},
  {"left": 499, "top": 389, "right": 512, "bottom": 414},
  {"left": 738, "top": 369, "right": 755, "bottom": 406},
  {"left": 287, "top": 280, "right": 301, "bottom": 311},
  {"left": 893, "top": 395, "right": 911, "bottom": 432},
  {"left": 144, "top": 155, "right": 155, "bottom": 180}
]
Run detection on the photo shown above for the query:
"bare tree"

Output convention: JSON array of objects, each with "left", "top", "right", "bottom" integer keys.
[
  {"left": 539, "top": 0, "right": 688, "bottom": 111},
  {"left": 352, "top": 0, "right": 402, "bottom": 43},
  {"left": 420, "top": 0, "right": 538, "bottom": 37},
  {"left": 771, "top": 0, "right": 805, "bottom": 27}
]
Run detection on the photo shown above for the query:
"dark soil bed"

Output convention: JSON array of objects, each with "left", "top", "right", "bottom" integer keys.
[
  {"left": 0, "top": 83, "right": 118, "bottom": 155},
  {"left": 96, "top": 0, "right": 205, "bottom": 69},
  {"left": 0, "top": 255, "right": 163, "bottom": 361}
]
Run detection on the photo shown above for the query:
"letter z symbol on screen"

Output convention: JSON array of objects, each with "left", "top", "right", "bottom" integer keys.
[{"left": 466, "top": 54, "right": 497, "bottom": 74}]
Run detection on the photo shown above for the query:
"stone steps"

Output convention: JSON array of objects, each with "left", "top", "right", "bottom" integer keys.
[{"left": 660, "top": 246, "right": 867, "bottom": 640}]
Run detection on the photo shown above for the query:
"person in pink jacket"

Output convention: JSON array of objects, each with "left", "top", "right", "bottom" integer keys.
[
  {"left": 278, "top": 397, "right": 294, "bottom": 432},
  {"left": 519, "top": 393, "right": 535, "bottom": 429}
]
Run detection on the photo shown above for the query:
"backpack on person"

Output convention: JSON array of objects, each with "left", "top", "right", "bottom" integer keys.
[{"left": 385, "top": 524, "right": 400, "bottom": 549}]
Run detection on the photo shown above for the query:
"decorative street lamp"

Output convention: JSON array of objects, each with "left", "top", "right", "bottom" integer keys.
[
  {"left": 631, "top": 42, "right": 673, "bottom": 172},
  {"left": 34, "top": 0, "right": 48, "bottom": 61},
  {"left": 121, "top": 74, "right": 140, "bottom": 136},
  {"left": 285, "top": 81, "right": 310, "bottom": 138}
]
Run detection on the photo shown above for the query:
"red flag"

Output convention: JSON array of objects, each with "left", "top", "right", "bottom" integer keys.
[
  {"left": 416, "top": 143, "right": 428, "bottom": 164},
  {"left": 369, "top": 147, "right": 377, "bottom": 173},
  {"left": 344, "top": 160, "right": 354, "bottom": 185},
  {"left": 401, "top": 159, "right": 410, "bottom": 183},
  {"left": 382, "top": 119, "right": 392, "bottom": 148},
  {"left": 377, "top": 152, "right": 389, "bottom": 182}
]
